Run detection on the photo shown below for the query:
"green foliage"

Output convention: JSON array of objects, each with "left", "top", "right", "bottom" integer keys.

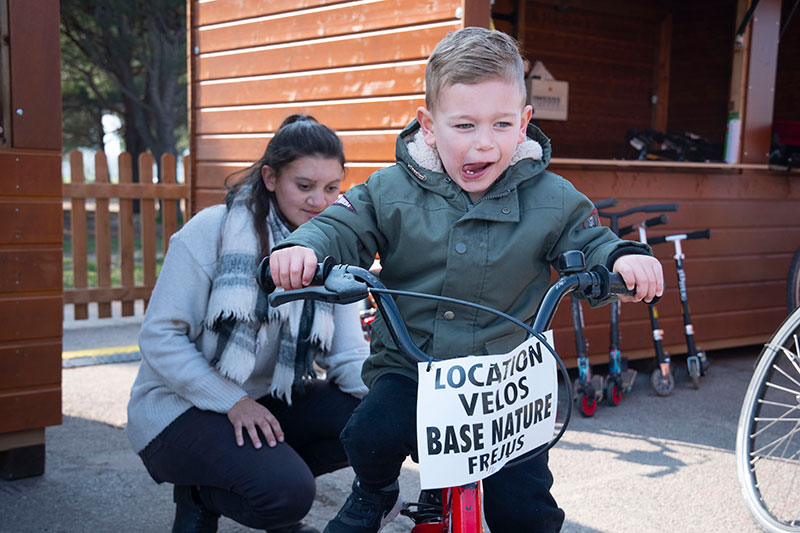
[{"left": 60, "top": 0, "right": 187, "bottom": 159}]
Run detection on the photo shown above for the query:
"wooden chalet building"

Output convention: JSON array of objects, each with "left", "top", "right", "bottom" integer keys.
[{"left": 187, "top": 0, "right": 799, "bottom": 367}]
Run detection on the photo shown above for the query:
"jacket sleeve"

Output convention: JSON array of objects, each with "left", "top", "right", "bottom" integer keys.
[
  {"left": 546, "top": 179, "right": 651, "bottom": 305},
  {"left": 138, "top": 236, "right": 248, "bottom": 413},
  {"left": 273, "top": 174, "right": 388, "bottom": 268},
  {"left": 314, "top": 302, "right": 370, "bottom": 398}
]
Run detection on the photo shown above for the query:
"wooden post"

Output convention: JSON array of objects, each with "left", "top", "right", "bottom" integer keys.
[
  {"left": 740, "top": 0, "right": 781, "bottom": 164},
  {"left": 139, "top": 153, "right": 157, "bottom": 309},
  {"left": 161, "top": 153, "right": 177, "bottom": 255},
  {"left": 69, "top": 151, "right": 88, "bottom": 320},
  {"left": 118, "top": 152, "right": 135, "bottom": 317},
  {"left": 94, "top": 152, "right": 112, "bottom": 318},
  {"left": 463, "top": 0, "right": 491, "bottom": 28}
]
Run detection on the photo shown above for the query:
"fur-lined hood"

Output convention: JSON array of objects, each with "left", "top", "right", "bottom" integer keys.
[{"left": 395, "top": 119, "right": 552, "bottom": 200}]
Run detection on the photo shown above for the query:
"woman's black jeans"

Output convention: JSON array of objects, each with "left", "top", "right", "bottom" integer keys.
[
  {"left": 139, "top": 379, "right": 359, "bottom": 530},
  {"left": 340, "top": 373, "right": 565, "bottom": 533}
]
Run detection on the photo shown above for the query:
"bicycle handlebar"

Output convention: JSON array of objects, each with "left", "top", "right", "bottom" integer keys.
[
  {"left": 256, "top": 252, "right": 637, "bottom": 365},
  {"left": 648, "top": 228, "right": 711, "bottom": 245},
  {"left": 618, "top": 214, "right": 670, "bottom": 237}
]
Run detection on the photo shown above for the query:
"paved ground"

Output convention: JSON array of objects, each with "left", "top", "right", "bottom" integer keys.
[{"left": 0, "top": 304, "right": 766, "bottom": 532}]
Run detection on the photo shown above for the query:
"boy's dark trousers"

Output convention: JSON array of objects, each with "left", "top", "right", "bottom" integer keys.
[
  {"left": 341, "top": 373, "right": 565, "bottom": 533},
  {"left": 139, "top": 379, "right": 359, "bottom": 530}
]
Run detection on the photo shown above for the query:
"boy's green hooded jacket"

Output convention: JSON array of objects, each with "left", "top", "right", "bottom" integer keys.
[{"left": 275, "top": 120, "right": 649, "bottom": 387}]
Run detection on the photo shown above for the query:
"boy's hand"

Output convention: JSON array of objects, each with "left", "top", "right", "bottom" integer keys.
[
  {"left": 269, "top": 246, "right": 318, "bottom": 290},
  {"left": 612, "top": 254, "right": 664, "bottom": 303}
]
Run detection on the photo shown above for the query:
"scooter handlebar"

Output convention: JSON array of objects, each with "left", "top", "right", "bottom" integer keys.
[{"left": 618, "top": 214, "right": 670, "bottom": 237}]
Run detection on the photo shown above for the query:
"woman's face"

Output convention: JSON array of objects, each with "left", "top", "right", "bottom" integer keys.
[{"left": 261, "top": 155, "right": 343, "bottom": 230}]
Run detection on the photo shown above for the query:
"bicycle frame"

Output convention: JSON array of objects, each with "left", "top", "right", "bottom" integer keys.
[{"left": 257, "top": 252, "right": 636, "bottom": 533}]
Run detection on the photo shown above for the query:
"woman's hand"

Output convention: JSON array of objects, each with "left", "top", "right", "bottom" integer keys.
[
  {"left": 612, "top": 254, "right": 664, "bottom": 303},
  {"left": 269, "top": 246, "right": 319, "bottom": 290},
  {"left": 227, "top": 395, "right": 284, "bottom": 449}
]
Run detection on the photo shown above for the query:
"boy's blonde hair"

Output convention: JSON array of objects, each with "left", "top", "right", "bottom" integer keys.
[{"left": 425, "top": 27, "right": 527, "bottom": 111}]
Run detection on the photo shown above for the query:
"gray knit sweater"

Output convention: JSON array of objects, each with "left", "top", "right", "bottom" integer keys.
[{"left": 125, "top": 205, "right": 369, "bottom": 453}]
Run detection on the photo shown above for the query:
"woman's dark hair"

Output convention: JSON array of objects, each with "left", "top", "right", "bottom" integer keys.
[{"left": 224, "top": 114, "right": 345, "bottom": 257}]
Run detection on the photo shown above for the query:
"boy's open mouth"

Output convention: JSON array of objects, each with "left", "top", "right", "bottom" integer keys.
[{"left": 462, "top": 161, "right": 492, "bottom": 177}]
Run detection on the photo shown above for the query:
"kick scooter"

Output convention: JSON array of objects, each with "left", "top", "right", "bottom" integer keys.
[
  {"left": 597, "top": 203, "right": 677, "bottom": 405},
  {"left": 620, "top": 213, "right": 676, "bottom": 396},
  {"left": 257, "top": 251, "right": 638, "bottom": 532},
  {"left": 571, "top": 198, "right": 618, "bottom": 417},
  {"left": 648, "top": 229, "right": 711, "bottom": 389}
]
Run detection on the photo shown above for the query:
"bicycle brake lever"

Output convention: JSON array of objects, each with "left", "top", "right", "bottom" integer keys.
[
  {"left": 269, "top": 286, "right": 339, "bottom": 307},
  {"left": 267, "top": 265, "right": 369, "bottom": 307}
]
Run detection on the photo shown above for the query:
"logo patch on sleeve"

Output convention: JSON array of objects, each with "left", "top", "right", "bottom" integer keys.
[
  {"left": 333, "top": 194, "right": 357, "bottom": 214},
  {"left": 582, "top": 207, "right": 601, "bottom": 229}
]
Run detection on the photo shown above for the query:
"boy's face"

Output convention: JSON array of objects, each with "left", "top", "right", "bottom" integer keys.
[{"left": 417, "top": 78, "right": 532, "bottom": 203}]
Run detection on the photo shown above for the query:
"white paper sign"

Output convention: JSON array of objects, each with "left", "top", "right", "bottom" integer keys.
[{"left": 415, "top": 332, "right": 557, "bottom": 490}]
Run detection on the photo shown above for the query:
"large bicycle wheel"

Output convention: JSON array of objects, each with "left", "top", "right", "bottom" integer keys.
[
  {"left": 736, "top": 307, "right": 800, "bottom": 532},
  {"left": 788, "top": 247, "right": 800, "bottom": 314}
]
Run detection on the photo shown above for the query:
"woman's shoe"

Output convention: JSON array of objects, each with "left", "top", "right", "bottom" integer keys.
[{"left": 172, "top": 484, "right": 220, "bottom": 533}]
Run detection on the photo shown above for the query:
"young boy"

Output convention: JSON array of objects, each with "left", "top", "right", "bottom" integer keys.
[{"left": 270, "top": 27, "right": 663, "bottom": 533}]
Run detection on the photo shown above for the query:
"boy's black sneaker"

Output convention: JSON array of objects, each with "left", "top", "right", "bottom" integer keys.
[{"left": 323, "top": 477, "right": 401, "bottom": 533}]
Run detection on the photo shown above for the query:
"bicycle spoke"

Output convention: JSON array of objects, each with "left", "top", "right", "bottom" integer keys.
[
  {"left": 751, "top": 424, "right": 800, "bottom": 461},
  {"left": 751, "top": 403, "right": 799, "bottom": 440},
  {"left": 772, "top": 359, "right": 800, "bottom": 390}
]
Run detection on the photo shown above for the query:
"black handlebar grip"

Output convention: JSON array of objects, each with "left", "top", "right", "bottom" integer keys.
[
  {"left": 640, "top": 203, "right": 679, "bottom": 213},
  {"left": 607, "top": 272, "right": 635, "bottom": 297},
  {"left": 618, "top": 214, "right": 670, "bottom": 238},
  {"left": 685, "top": 229, "right": 711, "bottom": 240},
  {"left": 593, "top": 198, "right": 618, "bottom": 209},
  {"left": 618, "top": 224, "right": 635, "bottom": 237},
  {"left": 644, "top": 214, "right": 669, "bottom": 227},
  {"left": 647, "top": 235, "right": 666, "bottom": 245},
  {"left": 256, "top": 256, "right": 275, "bottom": 293}
]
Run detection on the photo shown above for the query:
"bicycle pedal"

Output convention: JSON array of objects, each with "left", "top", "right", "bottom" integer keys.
[{"left": 401, "top": 501, "right": 443, "bottom": 524}]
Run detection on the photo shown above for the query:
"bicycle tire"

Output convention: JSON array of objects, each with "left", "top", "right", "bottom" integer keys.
[
  {"left": 735, "top": 307, "right": 800, "bottom": 532},
  {"left": 788, "top": 247, "right": 800, "bottom": 314}
]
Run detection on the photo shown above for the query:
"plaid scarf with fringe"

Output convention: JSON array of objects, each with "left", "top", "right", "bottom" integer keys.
[{"left": 205, "top": 189, "right": 334, "bottom": 404}]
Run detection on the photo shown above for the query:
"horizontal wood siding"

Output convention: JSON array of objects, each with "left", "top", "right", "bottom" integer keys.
[
  {"left": 189, "top": 0, "right": 463, "bottom": 211},
  {"left": 666, "top": 0, "right": 736, "bottom": 146},
  {"left": 522, "top": 1, "right": 661, "bottom": 159},
  {"left": 547, "top": 163, "right": 800, "bottom": 367},
  {"left": 521, "top": 0, "right": 738, "bottom": 159}
]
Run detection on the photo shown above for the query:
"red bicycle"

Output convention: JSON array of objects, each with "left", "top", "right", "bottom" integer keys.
[{"left": 258, "top": 251, "right": 635, "bottom": 532}]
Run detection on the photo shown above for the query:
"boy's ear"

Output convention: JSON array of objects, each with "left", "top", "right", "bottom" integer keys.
[
  {"left": 417, "top": 107, "right": 437, "bottom": 147},
  {"left": 261, "top": 165, "right": 277, "bottom": 192},
  {"left": 518, "top": 105, "right": 533, "bottom": 144}
]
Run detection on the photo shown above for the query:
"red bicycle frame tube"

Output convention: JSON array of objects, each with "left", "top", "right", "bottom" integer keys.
[{"left": 411, "top": 482, "right": 484, "bottom": 533}]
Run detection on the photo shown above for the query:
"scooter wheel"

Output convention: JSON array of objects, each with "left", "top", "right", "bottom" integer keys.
[
  {"left": 699, "top": 352, "right": 711, "bottom": 374},
  {"left": 688, "top": 357, "right": 701, "bottom": 389},
  {"left": 604, "top": 376, "right": 622, "bottom": 406},
  {"left": 577, "top": 392, "right": 597, "bottom": 417},
  {"left": 650, "top": 368, "right": 674, "bottom": 396}
]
